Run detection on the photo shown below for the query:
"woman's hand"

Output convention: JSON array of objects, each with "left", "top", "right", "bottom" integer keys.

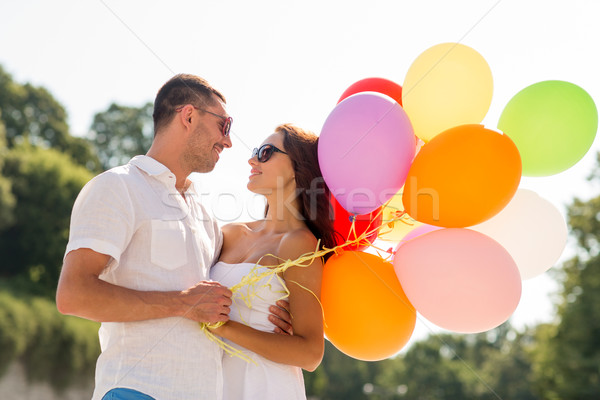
[{"left": 269, "top": 299, "right": 294, "bottom": 335}]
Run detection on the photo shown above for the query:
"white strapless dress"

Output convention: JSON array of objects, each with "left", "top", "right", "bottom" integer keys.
[{"left": 210, "top": 261, "right": 306, "bottom": 400}]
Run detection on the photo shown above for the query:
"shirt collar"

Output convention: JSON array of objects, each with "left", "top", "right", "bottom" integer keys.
[
  {"left": 129, "top": 155, "right": 171, "bottom": 177},
  {"left": 129, "top": 155, "right": 197, "bottom": 194}
]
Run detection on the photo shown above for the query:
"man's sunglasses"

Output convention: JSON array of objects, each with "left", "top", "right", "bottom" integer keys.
[
  {"left": 251, "top": 144, "right": 288, "bottom": 163},
  {"left": 175, "top": 105, "right": 232, "bottom": 137}
]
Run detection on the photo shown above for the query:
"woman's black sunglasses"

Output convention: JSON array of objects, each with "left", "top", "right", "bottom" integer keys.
[{"left": 251, "top": 144, "right": 288, "bottom": 163}]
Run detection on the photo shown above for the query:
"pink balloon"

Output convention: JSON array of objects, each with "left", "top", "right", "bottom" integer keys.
[
  {"left": 398, "top": 224, "right": 441, "bottom": 245},
  {"left": 393, "top": 228, "right": 521, "bottom": 333},
  {"left": 318, "top": 92, "right": 415, "bottom": 214}
]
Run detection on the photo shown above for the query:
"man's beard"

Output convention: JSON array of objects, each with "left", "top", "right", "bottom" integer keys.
[{"left": 182, "top": 138, "right": 216, "bottom": 173}]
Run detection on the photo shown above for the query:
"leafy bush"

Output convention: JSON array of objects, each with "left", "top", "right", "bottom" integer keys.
[
  {"left": 0, "top": 291, "right": 36, "bottom": 375},
  {"left": 0, "top": 288, "right": 100, "bottom": 389}
]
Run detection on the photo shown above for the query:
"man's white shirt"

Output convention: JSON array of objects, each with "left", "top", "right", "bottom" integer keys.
[{"left": 65, "top": 155, "right": 223, "bottom": 400}]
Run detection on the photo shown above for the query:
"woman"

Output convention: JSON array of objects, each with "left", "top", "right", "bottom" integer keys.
[{"left": 210, "top": 123, "right": 337, "bottom": 399}]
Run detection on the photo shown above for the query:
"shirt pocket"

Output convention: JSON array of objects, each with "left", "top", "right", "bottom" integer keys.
[{"left": 151, "top": 220, "right": 188, "bottom": 270}]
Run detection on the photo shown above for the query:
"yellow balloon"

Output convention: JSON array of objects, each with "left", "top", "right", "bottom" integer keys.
[
  {"left": 378, "top": 188, "right": 423, "bottom": 242},
  {"left": 402, "top": 43, "right": 493, "bottom": 141}
]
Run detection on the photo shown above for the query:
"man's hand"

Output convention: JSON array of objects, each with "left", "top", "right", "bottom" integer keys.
[
  {"left": 269, "top": 299, "right": 293, "bottom": 335},
  {"left": 179, "top": 281, "right": 232, "bottom": 324},
  {"left": 58, "top": 249, "right": 233, "bottom": 323}
]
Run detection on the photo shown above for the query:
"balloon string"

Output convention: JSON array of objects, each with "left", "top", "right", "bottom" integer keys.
[
  {"left": 377, "top": 195, "right": 420, "bottom": 240},
  {"left": 199, "top": 323, "right": 257, "bottom": 365},
  {"left": 200, "top": 209, "right": 411, "bottom": 362}
]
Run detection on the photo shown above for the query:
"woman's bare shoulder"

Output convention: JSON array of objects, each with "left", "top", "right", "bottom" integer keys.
[{"left": 278, "top": 228, "right": 319, "bottom": 261}]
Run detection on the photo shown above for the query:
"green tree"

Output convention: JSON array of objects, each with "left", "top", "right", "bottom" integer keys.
[
  {"left": 0, "top": 144, "right": 93, "bottom": 295},
  {"left": 0, "top": 290, "right": 99, "bottom": 388},
  {"left": 533, "top": 157, "right": 600, "bottom": 399},
  {"left": 468, "top": 328, "right": 538, "bottom": 400},
  {"left": 0, "top": 65, "right": 100, "bottom": 171},
  {"left": 88, "top": 102, "right": 154, "bottom": 170},
  {"left": 394, "top": 335, "right": 469, "bottom": 399},
  {"left": 0, "top": 116, "right": 16, "bottom": 230},
  {"left": 367, "top": 324, "right": 538, "bottom": 400},
  {"left": 305, "top": 340, "right": 380, "bottom": 399}
]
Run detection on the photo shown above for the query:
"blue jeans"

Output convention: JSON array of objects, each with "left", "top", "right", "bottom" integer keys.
[{"left": 101, "top": 388, "right": 156, "bottom": 400}]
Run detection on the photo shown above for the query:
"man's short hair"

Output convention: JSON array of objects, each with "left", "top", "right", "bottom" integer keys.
[{"left": 152, "top": 74, "right": 226, "bottom": 135}]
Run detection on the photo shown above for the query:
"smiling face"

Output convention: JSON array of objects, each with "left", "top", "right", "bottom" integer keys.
[
  {"left": 247, "top": 132, "right": 296, "bottom": 196},
  {"left": 182, "top": 99, "right": 232, "bottom": 173}
]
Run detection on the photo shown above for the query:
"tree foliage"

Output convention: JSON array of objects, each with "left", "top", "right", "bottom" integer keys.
[
  {"left": 0, "top": 289, "right": 99, "bottom": 388},
  {"left": 88, "top": 102, "right": 154, "bottom": 170},
  {"left": 0, "top": 144, "right": 93, "bottom": 295},
  {"left": 305, "top": 340, "right": 377, "bottom": 399},
  {"left": 532, "top": 163, "right": 600, "bottom": 399},
  {"left": 0, "top": 65, "right": 100, "bottom": 171},
  {"left": 0, "top": 64, "right": 98, "bottom": 295},
  {"left": 0, "top": 116, "right": 16, "bottom": 230},
  {"left": 305, "top": 322, "right": 539, "bottom": 400}
]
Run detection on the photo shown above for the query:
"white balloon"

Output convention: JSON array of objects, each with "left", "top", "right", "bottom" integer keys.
[{"left": 470, "top": 189, "right": 567, "bottom": 280}]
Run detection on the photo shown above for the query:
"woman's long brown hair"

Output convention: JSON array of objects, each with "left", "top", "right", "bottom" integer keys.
[{"left": 265, "top": 123, "right": 336, "bottom": 261}]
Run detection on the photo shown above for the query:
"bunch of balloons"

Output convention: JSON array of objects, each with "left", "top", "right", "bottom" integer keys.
[{"left": 318, "top": 42, "right": 598, "bottom": 361}]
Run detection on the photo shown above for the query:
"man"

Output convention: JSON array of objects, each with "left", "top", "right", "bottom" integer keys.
[{"left": 57, "top": 74, "right": 290, "bottom": 400}]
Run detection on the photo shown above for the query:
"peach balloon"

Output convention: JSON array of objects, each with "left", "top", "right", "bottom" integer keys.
[
  {"left": 402, "top": 124, "right": 521, "bottom": 227},
  {"left": 322, "top": 251, "right": 416, "bottom": 361},
  {"left": 393, "top": 228, "right": 521, "bottom": 333},
  {"left": 471, "top": 189, "right": 568, "bottom": 280}
]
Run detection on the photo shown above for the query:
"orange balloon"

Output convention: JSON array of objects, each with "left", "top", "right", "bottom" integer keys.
[
  {"left": 321, "top": 251, "right": 416, "bottom": 361},
  {"left": 402, "top": 124, "right": 521, "bottom": 227}
]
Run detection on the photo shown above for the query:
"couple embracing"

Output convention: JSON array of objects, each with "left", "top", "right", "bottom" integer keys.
[{"left": 57, "top": 73, "right": 338, "bottom": 400}]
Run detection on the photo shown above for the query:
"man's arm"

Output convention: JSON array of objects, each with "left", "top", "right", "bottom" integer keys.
[{"left": 56, "top": 248, "right": 232, "bottom": 323}]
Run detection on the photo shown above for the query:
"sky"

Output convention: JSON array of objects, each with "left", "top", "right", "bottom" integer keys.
[{"left": 1, "top": 0, "right": 599, "bottom": 343}]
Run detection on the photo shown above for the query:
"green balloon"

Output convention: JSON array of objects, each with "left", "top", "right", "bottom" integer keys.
[{"left": 498, "top": 80, "right": 598, "bottom": 176}]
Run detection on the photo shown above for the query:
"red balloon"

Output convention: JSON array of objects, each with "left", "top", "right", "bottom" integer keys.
[
  {"left": 338, "top": 77, "right": 403, "bottom": 106},
  {"left": 332, "top": 196, "right": 382, "bottom": 251}
]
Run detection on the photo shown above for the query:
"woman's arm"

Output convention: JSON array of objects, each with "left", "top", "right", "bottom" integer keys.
[{"left": 211, "top": 229, "right": 324, "bottom": 371}]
